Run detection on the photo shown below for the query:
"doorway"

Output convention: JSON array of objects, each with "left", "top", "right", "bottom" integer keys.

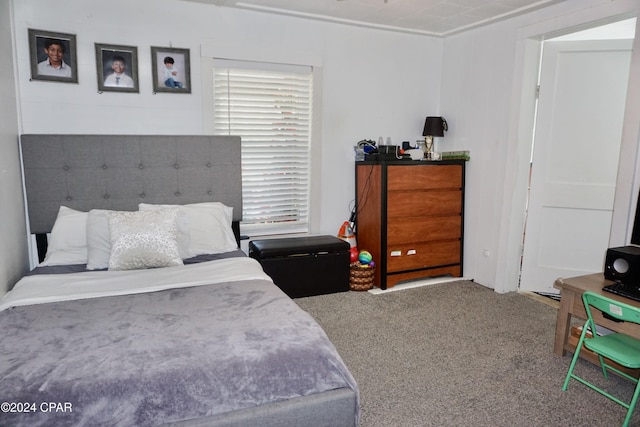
[{"left": 518, "top": 19, "right": 636, "bottom": 295}]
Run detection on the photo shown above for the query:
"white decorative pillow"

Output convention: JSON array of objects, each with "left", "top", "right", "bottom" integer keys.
[
  {"left": 139, "top": 202, "right": 237, "bottom": 257},
  {"left": 86, "top": 208, "right": 191, "bottom": 269},
  {"left": 106, "top": 209, "right": 183, "bottom": 271},
  {"left": 40, "top": 206, "right": 88, "bottom": 266}
]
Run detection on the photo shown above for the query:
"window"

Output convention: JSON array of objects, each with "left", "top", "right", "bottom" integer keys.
[{"left": 213, "top": 61, "right": 313, "bottom": 236}]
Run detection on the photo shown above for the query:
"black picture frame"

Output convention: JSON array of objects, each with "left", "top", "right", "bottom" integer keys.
[
  {"left": 151, "top": 46, "right": 191, "bottom": 94},
  {"left": 28, "top": 29, "right": 77, "bottom": 83},
  {"left": 95, "top": 43, "right": 139, "bottom": 93}
]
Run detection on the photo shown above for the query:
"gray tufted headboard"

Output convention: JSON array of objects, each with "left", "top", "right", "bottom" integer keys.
[{"left": 21, "top": 134, "right": 242, "bottom": 236}]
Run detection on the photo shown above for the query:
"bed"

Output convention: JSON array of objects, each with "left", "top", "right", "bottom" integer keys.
[{"left": 1, "top": 135, "right": 359, "bottom": 427}]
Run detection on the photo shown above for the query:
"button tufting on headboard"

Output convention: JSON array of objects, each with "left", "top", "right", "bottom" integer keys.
[{"left": 20, "top": 135, "right": 243, "bottom": 234}]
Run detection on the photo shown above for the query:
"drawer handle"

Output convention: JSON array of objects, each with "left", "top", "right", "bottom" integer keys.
[
  {"left": 407, "top": 249, "right": 417, "bottom": 255},
  {"left": 390, "top": 250, "right": 401, "bottom": 257}
]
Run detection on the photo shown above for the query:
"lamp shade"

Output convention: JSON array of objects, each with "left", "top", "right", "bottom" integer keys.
[{"left": 422, "top": 116, "right": 447, "bottom": 137}]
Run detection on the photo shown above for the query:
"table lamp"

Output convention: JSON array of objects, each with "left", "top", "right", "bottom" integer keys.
[{"left": 422, "top": 116, "right": 448, "bottom": 159}]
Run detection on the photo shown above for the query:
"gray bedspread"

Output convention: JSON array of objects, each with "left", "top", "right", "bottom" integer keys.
[{"left": 0, "top": 277, "right": 358, "bottom": 426}]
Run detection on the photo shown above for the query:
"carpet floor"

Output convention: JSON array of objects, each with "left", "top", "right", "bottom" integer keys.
[{"left": 295, "top": 280, "right": 639, "bottom": 427}]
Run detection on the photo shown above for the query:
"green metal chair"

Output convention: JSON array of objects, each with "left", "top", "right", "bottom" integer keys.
[{"left": 562, "top": 291, "right": 640, "bottom": 426}]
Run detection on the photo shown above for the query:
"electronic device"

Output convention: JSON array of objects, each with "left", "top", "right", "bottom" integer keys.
[
  {"left": 357, "top": 139, "right": 377, "bottom": 153},
  {"left": 357, "top": 139, "right": 412, "bottom": 161},
  {"left": 604, "top": 245, "right": 640, "bottom": 284},
  {"left": 602, "top": 281, "right": 640, "bottom": 303},
  {"left": 602, "top": 246, "right": 640, "bottom": 302}
]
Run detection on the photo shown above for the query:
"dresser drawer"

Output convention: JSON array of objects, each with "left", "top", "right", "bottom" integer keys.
[
  {"left": 388, "top": 165, "right": 462, "bottom": 191},
  {"left": 386, "top": 240, "right": 460, "bottom": 272},
  {"left": 387, "top": 190, "right": 461, "bottom": 218},
  {"left": 387, "top": 216, "right": 461, "bottom": 245},
  {"left": 386, "top": 265, "right": 461, "bottom": 288}
]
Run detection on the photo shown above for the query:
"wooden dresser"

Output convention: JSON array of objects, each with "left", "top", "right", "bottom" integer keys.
[{"left": 355, "top": 159, "right": 465, "bottom": 289}]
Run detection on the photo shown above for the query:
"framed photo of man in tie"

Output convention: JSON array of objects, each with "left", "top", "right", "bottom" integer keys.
[{"left": 95, "top": 43, "right": 139, "bottom": 93}]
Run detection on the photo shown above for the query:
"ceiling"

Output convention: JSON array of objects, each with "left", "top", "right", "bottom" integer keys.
[{"left": 182, "top": 0, "right": 568, "bottom": 37}]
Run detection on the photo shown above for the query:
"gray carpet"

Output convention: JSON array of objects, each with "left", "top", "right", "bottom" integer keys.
[{"left": 295, "top": 280, "right": 639, "bottom": 426}]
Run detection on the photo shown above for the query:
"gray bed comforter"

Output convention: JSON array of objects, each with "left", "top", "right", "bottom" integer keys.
[{"left": 0, "top": 259, "right": 358, "bottom": 426}]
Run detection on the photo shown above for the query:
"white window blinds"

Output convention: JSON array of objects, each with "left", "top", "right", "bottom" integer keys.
[{"left": 213, "top": 62, "right": 313, "bottom": 235}]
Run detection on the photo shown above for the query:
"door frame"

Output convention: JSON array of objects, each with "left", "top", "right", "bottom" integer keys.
[{"left": 494, "top": 13, "right": 640, "bottom": 293}]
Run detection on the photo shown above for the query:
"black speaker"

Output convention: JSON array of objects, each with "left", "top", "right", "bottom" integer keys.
[{"left": 604, "top": 245, "right": 640, "bottom": 284}]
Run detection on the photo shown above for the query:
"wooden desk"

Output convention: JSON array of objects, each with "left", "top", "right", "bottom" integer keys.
[{"left": 554, "top": 273, "right": 640, "bottom": 374}]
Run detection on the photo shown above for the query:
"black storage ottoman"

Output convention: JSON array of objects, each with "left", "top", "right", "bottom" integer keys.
[{"left": 248, "top": 235, "right": 350, "bottom": 298}]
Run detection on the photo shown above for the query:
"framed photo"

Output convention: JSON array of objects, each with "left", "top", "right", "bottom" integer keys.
[
  {"left": 28, "top": 29, "right": 77, "bottom": 83},
  {"left": 151, "top": 47, "right": 191, "bottom": 94},
  {"left": 95, "top": 43, "right": 139, "bottom": 93}
]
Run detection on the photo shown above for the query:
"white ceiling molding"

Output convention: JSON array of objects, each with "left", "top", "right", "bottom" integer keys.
[{"left": 182, "top": 0, "right": 569, "bottom": 37}]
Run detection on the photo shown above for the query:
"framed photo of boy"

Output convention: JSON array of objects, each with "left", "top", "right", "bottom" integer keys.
[
  {"left": 95, "top": 43, "right": 139, "bottom": 93},
  {"left": 28, "top": 29, "right": 77, "bottom": 83},
  {"left": 151, "top": 47, "right": 191, "bottom": 94}
]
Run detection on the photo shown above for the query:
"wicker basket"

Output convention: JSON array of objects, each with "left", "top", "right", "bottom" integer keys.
[{"left": 349, "top": 263, "right": 375, "bottom": 291}]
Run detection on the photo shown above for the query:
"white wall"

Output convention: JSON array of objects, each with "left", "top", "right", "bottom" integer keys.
[
  {"left": 8, "top": 0, "right": 639, "bottom": 294},
  {"left": 0, "top": 0, "right": 28, "bottom": 293},
  {"left": 440, "top": 0, "right": 640, "bottom": 291},
  {"left": 12, "top": 0, "right": 441, "bottom": 242}
]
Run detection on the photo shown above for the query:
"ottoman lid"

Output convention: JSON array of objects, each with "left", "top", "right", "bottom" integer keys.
[{"left": 249, "top": 235, "right": 350, "bottom": 258}]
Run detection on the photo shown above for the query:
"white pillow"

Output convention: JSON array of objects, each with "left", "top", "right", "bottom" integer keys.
[
  {"left": 86, "top": 209, "right": 113, "bottom": 270},
  {"left": 40, "top": 206, "right": 88, "bottom": 266},
  {"left": 139, "top": 202, "right": 237, "bottom": 257},
  {"left": 106, "top": 209, "right": 183, "bottom": 271}
]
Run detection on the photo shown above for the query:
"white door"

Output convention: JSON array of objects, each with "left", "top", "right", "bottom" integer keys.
[{"left": 519, "top": 39, "right": 632, "bottom": 294}]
